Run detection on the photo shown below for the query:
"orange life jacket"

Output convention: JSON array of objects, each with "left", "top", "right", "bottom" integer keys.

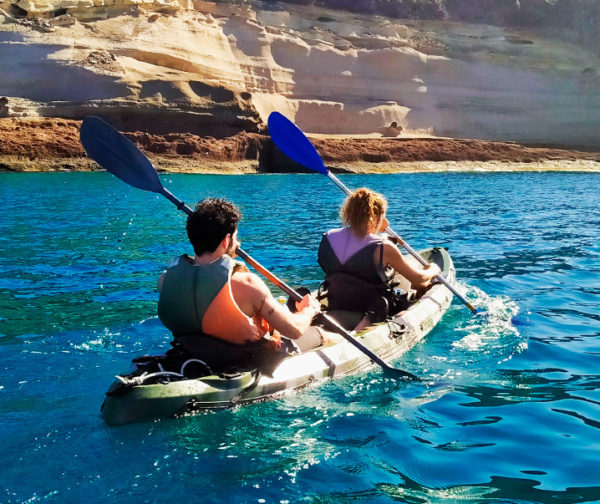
[{"left": 158, "top": 255, "right": 280, "bottom": 348}]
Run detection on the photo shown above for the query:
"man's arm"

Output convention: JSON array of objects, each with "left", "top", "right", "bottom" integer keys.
[{"left": 231, "top": 271, "right": 319, "bottom": 340}]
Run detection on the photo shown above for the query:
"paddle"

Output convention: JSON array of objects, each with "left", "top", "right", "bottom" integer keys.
[
  {"left": 267, "top": 111, "right": 483, "bottom": 316},
  {"left": 79, "top": 116, "right": 418, "bottom": 380}
]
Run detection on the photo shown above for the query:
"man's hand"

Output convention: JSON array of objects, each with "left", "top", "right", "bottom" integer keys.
[{"left": 295, "top": 294, "right": 320, "bottom": 315}]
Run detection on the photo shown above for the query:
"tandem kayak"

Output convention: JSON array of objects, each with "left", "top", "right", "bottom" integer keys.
[{"left": 101, "top": 247, "right": 455, "bottom": 425}]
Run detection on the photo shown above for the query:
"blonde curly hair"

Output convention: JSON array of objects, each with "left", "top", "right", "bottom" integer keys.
[{"left": 341, "top": 188, "right": 387, "bottom": 237}]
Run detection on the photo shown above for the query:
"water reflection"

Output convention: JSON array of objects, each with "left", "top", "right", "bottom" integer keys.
[{"left": 377, "top": 475, "right": 600, "bottom": 504}]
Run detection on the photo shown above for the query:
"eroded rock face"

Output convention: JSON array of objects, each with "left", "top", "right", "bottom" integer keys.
[
  {"left": 13, "top": 0, "right": 188, "bottom": 17},
  {"left": 0, "top": 0, "right": 599, "bottom": 145}
]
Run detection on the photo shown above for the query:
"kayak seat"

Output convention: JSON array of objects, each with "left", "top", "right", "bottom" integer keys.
[
  {"left": 105, "top": 336, "right": 293, "bottom": 397},
  {"left": 131, "top": 345, "right": 214, "bottom": 379},
  {"left": 174, "top": 335, "right": 295, "bottom": 377},
  {"left": 317, "top": 272, "right": 409, "bottom": 321}
]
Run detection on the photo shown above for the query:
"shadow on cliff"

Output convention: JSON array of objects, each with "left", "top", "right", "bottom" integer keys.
[{"left": 258, "top": 140, "right": 353, "bottom": 174}]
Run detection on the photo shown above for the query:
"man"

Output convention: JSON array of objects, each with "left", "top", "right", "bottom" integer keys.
[{"left": 158, "top": 198, "right": 322, "bottom": 373}]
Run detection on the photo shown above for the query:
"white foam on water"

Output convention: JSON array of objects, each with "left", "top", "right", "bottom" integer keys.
[
  {"left": 69, "top": 327, "right": 125, "bottom": 353},
  {"left": 451, "top": 282, "right": 526, "bottom": 363},
  {"left": 68, "top": 317, "right": 164, "bottom": 353}
]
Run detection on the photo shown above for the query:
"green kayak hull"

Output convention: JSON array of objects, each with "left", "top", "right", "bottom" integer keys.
[{"left": 102, "top": 248, "right": 455, "bottom": 425}]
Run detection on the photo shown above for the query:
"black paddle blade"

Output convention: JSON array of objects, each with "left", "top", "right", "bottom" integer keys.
[
  {"left": 315, "top": 313, "right": 420, "bottom": 380},
  {"left": 383, "top": 365, "right": 420, "bottom": 381},
  {"left": 80, "top": 116, "right": 164, "bottom": 194}
]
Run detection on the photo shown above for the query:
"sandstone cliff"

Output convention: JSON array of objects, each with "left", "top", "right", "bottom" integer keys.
[{"left": 0, "top": 0, "right": 599, "bottom": 147}]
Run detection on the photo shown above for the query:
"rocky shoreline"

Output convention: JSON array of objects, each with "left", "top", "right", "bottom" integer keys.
[{"left": 1, "top": 117, "right": 599, "bottom": 174}]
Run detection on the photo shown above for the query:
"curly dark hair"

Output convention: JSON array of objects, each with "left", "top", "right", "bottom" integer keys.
[{"left": 186, "top": 198, "right": 241, "bottom": 255}]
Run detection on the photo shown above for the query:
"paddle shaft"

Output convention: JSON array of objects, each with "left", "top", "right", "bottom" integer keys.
[{"left": 326, "top": 171, "right": 479, "bottom": 314}]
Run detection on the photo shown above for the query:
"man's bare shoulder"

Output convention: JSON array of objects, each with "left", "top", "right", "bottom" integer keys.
[
  {"left": 231, "top": 270, "right": 268, "bottom": 292},
  {"left": 230, "top": 270, "right": 273, "bottom": 315}
]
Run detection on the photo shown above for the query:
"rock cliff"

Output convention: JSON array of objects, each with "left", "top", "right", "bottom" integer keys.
[
  {"left": 0, "top": 0, "right": 599, "bottom": 146},
  {"left": 2, "top": 117, "right": 598, "bottom": 173}
]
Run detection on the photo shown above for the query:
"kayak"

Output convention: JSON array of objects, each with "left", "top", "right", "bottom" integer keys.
[{"left": 101, "top": 247, "right": 455, "bottom": 425}]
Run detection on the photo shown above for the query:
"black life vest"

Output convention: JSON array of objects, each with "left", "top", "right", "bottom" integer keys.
[
  {"left": 318, "top": 227, "right": 392, "bottom": 283},
  {"left": 317, "top": 228, "right": 406, "bottom": 318}
]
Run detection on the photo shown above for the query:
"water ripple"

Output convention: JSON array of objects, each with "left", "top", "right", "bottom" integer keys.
[{"left": 1, "top": 172, "right": 599, "bottom": 503}]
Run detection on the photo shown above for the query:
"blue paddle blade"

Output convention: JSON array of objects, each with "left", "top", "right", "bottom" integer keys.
[
  {"left": 510, "top": 315, "right": 531, "bottom": 327},
  {"left": 476, "top": 308, "right": 529, "bottom": 327},
  {"left": 268, "top": 112, "right": 329, "bottom": 175},
  {"left": 80, "top": 116, "right": 164, "bottom": 194}
]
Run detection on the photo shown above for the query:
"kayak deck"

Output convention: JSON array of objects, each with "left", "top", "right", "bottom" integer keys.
[{"left": 101, "top": 247, "right": 455, "bottom": 425}]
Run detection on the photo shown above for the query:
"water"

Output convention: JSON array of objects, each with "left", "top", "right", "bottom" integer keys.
[{"left": 1, "top": 172, "right": 599, "bottom": 503}]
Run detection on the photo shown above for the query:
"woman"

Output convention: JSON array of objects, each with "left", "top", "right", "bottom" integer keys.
[{"left": 318, "top": 188, "right": 441, "bottom": 331}]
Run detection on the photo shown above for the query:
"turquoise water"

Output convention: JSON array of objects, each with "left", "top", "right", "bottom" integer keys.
[{"left": 1, "top": 172, "right": 599, "bottom": 503}]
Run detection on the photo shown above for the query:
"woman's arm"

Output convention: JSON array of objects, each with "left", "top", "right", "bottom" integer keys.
[{"left": 380, "top": 241, "right": 441, "bottom": 288}]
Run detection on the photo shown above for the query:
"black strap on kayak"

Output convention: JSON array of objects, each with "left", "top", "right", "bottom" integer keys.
[
  {"left": 228, "top": 369, "right": 262, "bottom": 406},
  {"left": 176, "top": 369, "right": 262, "bottom": 416}
]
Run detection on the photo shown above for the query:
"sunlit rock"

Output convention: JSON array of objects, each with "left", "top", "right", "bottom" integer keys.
[{"left": 0, "top": 0, "right": 599, "bottom": 145}]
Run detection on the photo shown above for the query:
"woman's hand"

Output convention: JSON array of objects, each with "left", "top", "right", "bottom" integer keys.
[
  {"left": 378, "top": 215, "right": 390, "bottom": 233},
  {"left": 425, "top": 263, "right": 441, "bottom": 279}
]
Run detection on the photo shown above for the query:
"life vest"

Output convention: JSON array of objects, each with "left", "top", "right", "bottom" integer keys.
[
  {"left": 318, "top": 228, "right": 403, "bottom": 317},
  {"left": 158, "top": 255, "right": 278, "bottom": 347},
  {"left": 318, "top": 227, "right": 388, "bottom": 283}
]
